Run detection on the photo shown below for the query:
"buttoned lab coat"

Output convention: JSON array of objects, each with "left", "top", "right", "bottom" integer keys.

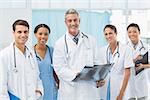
[
  {"left": 53, "top": 32, "right": 101, "bottom": 100},
  {"left": 127, "top": 40, "right": 150, "bottom": 98},
  {"left": 98, "top": 43, "right": 134, "bottom": 100},
  {"left": 0, "top": 43, "right": 43, "bottom": 100}
]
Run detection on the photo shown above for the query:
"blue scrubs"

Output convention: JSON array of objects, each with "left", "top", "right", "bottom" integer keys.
[
  {"left": 106, "top": 48, "right": 113, "bottom": 100},
  {"left": 36, "top": 46, "right": 57, "bottom": 100}
]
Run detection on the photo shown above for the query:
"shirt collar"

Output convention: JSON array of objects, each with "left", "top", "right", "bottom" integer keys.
[
  {"left": 66, "top": 31, "right": 81, "bottom": 39},
  {"left": 128, "top": 40, "right": 142, "bottom": 50}
]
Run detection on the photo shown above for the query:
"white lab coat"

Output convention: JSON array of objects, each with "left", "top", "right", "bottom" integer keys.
[
  {"left": 127, "top": 40, "right": 150, "bottom": 98},
  {"left": 98, "top": 42, "right": 134, "bottom": 100},
  {"left": 0, "top": 43, "right": 43, "bottom": 100},
  {"left": 98, "top": 47, "right": 109, "bottom": 100},
  {"left": 53, "top": 32, "right": 101, "bottom": 100}
]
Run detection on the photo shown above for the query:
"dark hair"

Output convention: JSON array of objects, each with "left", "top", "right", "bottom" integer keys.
[
  {"left": 12, "top": 19, "right": 29, "bottom": 31},
  {"left": 127, "top": 23, "right": 140, "bottom": 32},
  {"left": 103, "top": 24, "right": 117, "bottom": 33},
  {"left": 34, "top": 24, "right": 50, "bottom": 34}
]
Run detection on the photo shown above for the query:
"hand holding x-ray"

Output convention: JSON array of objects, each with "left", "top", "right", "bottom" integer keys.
[{"left": 73, "top": 64, "right": 113, "bottom": 84}]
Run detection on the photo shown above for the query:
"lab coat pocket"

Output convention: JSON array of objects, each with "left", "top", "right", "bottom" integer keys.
[
  {"left": 8, "top": 68, "right": 19, "bottom": 91},
  {"left": 36, "top": 92, "right": 42, "bottom": 100},
  {"left": 85, "top": 48, "right": 93, "bottom": 65},
  {"left": 111, "top": 74, "right": 123, "bottom": 99},
  {"left": 31, "top": 69, "right": 38, "bottom": 84}
]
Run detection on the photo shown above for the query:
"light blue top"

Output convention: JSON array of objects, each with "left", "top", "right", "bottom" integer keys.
[{"left": 35, "top": 46, "right": 57, "bottom": 100}]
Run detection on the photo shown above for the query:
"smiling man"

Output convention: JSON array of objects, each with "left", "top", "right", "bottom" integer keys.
[
  {"left": 53, "top": 9, "right": 105, "bottom": 100},
  {"left": 0, "top": 19, "right": 43, "bottom": 100}
]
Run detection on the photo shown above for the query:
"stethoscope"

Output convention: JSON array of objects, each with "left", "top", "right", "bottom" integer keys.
[
  {"left": 64, "top": 32, "right": 88, "bottom": 58},
  {"left": 127, "top": 40, "right": 145, "bottom": 52},
  {"left": 106, "top": 42, "right": 120, "bottom": 99},
  {"left": 34, "top": 45, "right": 52, "bottom": 63},
  {"left": 13, "top": 43, "right": 33, "bottom": 73},
  {"left": 139, "top": 40, "right": 145, "bottom": 51},
  {"left": 106, "top": 42, "right": 120, "bottom": 64}
]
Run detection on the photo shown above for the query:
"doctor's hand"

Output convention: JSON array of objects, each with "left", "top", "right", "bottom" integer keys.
[
  {"left": 117, "top": 93, "right": 124, "bottom": 100},
  {"left": 133, "top": 55, "right": 142, "bottom": 62},
  {"left": 96, "top": 80, "right": 105, "bottom": 88},
  {"left": 35, "top": 90, "right": 42, "bottom": 100},
  {"left": 135, "top": 63, "right": 143, "bottom": 71}
]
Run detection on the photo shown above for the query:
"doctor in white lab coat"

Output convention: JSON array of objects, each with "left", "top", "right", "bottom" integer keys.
[
  {"left": 53, "top": 9, "right": 105, "bottom": 100},
  {"left": 127, "top": 23, "right": 150, "bottom": 100},
  {"left": 0, "top": 19, "right": 43, "bottom": 100},
  {"left": 99, "top": 24, "right": 134, "bottom": 100}
]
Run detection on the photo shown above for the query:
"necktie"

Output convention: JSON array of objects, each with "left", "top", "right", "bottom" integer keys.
[
  {"left": 73, "top": 36, "right": 78, "bottom": 44},
  {"left": 133, "top": 45, "right": 136, "bottom": 50}
]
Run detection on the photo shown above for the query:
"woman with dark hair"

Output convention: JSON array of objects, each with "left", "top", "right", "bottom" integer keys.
[
  {"left": 34, "top": 24, "right": 59, "bottom": 100},
  {"left": 127, "top": 23, "right": 150, "bottom": 100},
  {"left": 99, "top": 24, "right": 134, "bottom": 100}
]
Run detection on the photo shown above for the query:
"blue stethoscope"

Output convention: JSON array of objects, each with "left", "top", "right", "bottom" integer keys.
[
  {"left": 64, "top": 32, "right": 88, "bottom": 58},
  {"left": 13, "top": 43, "right": 33, "bottom": 73},
  {"left": 34, "top": 45, "right": 52, "bottom": 63},
  {"left": 106, "top": 42, "right": 120, "bottom": 64}
]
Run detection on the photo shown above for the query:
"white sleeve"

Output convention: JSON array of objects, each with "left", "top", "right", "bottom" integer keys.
[
  {"left": 92, "top": 37, "right": 101, "bottom": 65},
  {"left": 148, "top": 45, "right": 150, "bottom": 63},
  {"left": 98, "top": 46, "right": 107, "bottom": 64},
  {"left": 53, "top": 40, "right": 77, "bottom": 82},
  {"left": 31, "top": 50, "right": 44, "bottom": 96},
  {"left": 0, "top": 51, "right": 9, "bottom": 100},
  {"left": 124, "top": 46, "right": 134, "bottom": 68},
  {"left": 35, "top": 60, "right": 44, "bottom": 96}
]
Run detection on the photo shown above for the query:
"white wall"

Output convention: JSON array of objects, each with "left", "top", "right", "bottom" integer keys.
[
  {"left": 0, "top": 0, "right": 150, "bottom": 50},
  {"left": 0, "top": 8, "right": 32, "bottom": 50},
  {"left": 110, "top": 10, "right": 150, "bottom": 44},
  {"left": 31, "top": 0, "right": 150, "bottom": 10}
]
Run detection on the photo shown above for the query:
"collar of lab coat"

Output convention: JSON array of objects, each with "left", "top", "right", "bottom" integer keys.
[
  {"left": 106, "top": 42, "right": 119, "bottom": 58},
  {"left": 11, "top": 42, "right": 30, "bottom": 57},
  {"left": 10, "top": 42, "right": 36, "bottom": 69},
  {"left": 66, "top": 31, "right": 84, "bottom": 46},
  {"left": 128, "top": 40, "right": 142, "bottom": 51},
  {"left": 66, "top": 31, "right": 80, "bottom": 39}
]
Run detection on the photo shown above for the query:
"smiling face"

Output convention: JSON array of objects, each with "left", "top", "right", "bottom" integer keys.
[
  {"left": 104, "top": 27, "right": 117, "bottom": 44},
  {"left": 127, "top": 26, "right": 140, "bottom": 44},
  {"left": 35, "top": 27, "right": 49, "bottom": 45},
  {"left": 65, "top": 13, "right": 80, "bottom": 36},
  {"left": 13, "top": 25, "right": 29, "bottom": 46}
]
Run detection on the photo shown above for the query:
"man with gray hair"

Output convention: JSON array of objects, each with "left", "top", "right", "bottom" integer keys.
[{"left": 53, "top": 8, "right": 105, "bottom": 100}]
